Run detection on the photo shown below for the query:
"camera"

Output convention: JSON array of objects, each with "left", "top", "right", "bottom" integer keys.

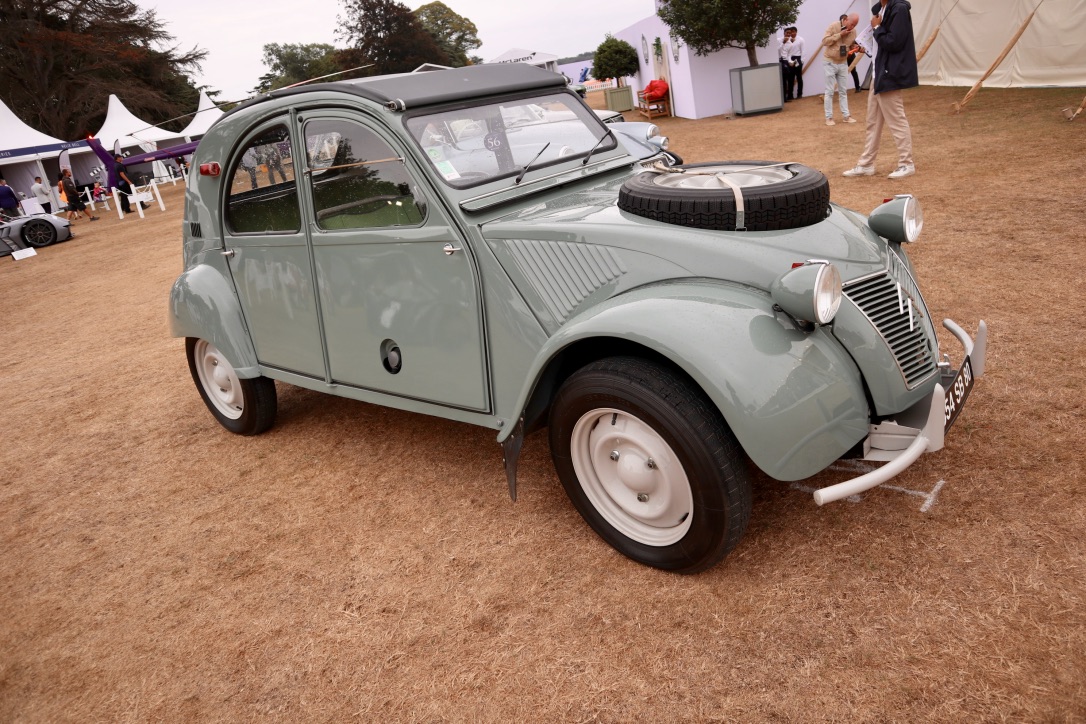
[{"left": 840, "top": 45, "right": 848, "bottom": 58}]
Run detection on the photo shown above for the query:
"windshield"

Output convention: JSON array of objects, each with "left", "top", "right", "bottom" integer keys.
[{"left": 405, "top": 93, "right": 616, "bottom": 189}]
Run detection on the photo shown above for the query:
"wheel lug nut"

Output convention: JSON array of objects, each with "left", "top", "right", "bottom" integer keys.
[
  {"left": 646, "top": 458, "right": 656, "bottom": 469},
  {"left": 637, "top": 493, "right": 649, "bottom": 503},
  {"left": 610, "top": 450, "right": 620, "bottom": 461}
]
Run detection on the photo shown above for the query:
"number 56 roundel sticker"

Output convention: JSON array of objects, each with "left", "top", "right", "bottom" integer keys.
[{"left": 483, "top": 133, "right": 503, "bottom": 151}]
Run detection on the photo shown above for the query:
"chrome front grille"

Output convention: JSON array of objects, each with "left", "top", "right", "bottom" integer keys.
[{"left": 843, "top": 263, "right": 938, "bottom": 389}]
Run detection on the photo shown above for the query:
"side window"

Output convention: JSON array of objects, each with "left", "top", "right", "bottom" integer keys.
[
  {"left": 304, "top": 119, "right": 424, "bottom": 231},
  {"left": 225, "top": 124, "right": 300, "bottom": 234}
]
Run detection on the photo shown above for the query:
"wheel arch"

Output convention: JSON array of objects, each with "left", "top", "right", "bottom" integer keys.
[
  {"left": 169, "top": 263, "right": 260, "bottom": 377},
  {"left": 503, "top": 281, "right": 872, "bottom": 481}
]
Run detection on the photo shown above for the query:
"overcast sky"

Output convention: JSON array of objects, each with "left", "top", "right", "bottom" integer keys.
[{"left": 139, "top": 0, "right": 657, "bottom": 101}]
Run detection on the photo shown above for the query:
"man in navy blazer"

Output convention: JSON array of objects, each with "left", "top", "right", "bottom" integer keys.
[{"left": 842, "top": 0, "right": 918, "bottom": 180}]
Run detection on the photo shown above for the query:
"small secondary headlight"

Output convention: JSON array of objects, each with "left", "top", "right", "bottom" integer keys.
[
  {"left": 868, "top": 194, "right": 923, "bottom": 243},
  {"left": 645, "top": 124, "right": 659, "bottom": 140},
  {"left": 647, "top": 134, "right": 670, "bottom": 151},
  {"left": 770, "top": 261, "right": 843, "bottom": 325}
]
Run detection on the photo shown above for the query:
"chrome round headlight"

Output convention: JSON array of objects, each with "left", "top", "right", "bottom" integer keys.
[
  {"left": 813, "top": 263, "right": 843, "bottom": 324},
  {"left": 770, "top": 261, "right": 843, "bottom": 326},
  {"left": 868, "top": 194, "right": 923, "bottom": 243},
  {"left": 645, "top": 124, "right": 659, "bottom": 140},
  {"left": 903, "top": 195, "right": 923, "bottom": 242}
]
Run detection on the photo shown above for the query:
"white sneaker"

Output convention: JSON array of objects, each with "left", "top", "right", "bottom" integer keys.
[
  {"left": 844, "top": 116, "right": 857, "bottom": 124},
  {"left": 825, "top": 118, "right": 836, "bottom": 126},
  {"left": 888, "top": 164, "right": 916, "bottom": 179},
  {"left": 842, "top": 165, "right": 875, "bottom": 177}
]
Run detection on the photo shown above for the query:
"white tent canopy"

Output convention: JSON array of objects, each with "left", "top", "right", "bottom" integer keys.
[
  {"left": 0, "top": 98, "right": 91, "bottom": 205},
  {"left": 911, "top": 0, "right": 1086, "bottom": 87},
  {"left": 95, "top": 94, "right": 177, "bottom": 151},
  {"left": 0, "top": 98, "right": 68, "bottom": 159},
  {"left": 177, "top": 91, "right": 224, "bottom": 139}
]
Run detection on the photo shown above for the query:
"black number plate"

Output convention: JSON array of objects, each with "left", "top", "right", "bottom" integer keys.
[{"left": 943, "top": 356, "right": 974, "bottom": 432}]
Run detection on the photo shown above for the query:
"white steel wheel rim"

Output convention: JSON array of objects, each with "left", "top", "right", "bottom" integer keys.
[
  {"left": 653, "top": 164, "right": 793, "bottom": 190},
  {"left": 570, "top": 407, "right": 693, "bottom": 547},
  {"left": 194, "top": 340, "right": 244, "bottom": 420}
]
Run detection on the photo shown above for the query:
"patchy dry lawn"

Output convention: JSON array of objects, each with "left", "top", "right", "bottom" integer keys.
[{"left": 1, "top": 86, "right": 1084, "bottom": 722}]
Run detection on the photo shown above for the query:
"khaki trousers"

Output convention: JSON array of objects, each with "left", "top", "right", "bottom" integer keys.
[{"left": 857, "top": 89, "right": 913, "bottom": 168}]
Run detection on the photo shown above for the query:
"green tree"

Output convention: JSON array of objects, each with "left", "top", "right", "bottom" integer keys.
[
  {"left": 336, "top": 0, "right": 451, "bottom": 76},
  {"left": 414, "top": 1, "right": 481, "bottom": 67},
  {"left": 0, "top": 0, "right": 206, "bottom": 138},
  {"left": 590, "top": 35, "right": 640, "bottom": 87},
  {"left": 657, "top": 0, "right": 802, "bottom": 67},
  {"left": 255, "top": 43, "right": 340, "bottom": 93}
]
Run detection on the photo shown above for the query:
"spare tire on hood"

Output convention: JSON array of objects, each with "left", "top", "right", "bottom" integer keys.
[{"left": 617, "top": 160, "right": 830, "bottom": 232}]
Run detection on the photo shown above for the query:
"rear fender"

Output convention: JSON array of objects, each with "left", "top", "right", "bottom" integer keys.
[
  {"left": 168, "top": 263, "right": 259, "bottom": 377},
  {"left": 505, "top": 281, "right": 871, "bottom": 481}
]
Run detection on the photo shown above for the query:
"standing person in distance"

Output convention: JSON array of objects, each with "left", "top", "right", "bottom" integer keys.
[
  {"left": 847, "top": 42, "right": 866, "bottom": 92},
  {"left": 778, "top": 27, "right": 794, "bottom": 101},
  {"left": 843, "top": 0, "right": 918, "bottom": 179},
  {"left": 114, "top": 154, "right": 134, "bottom": 213},
  {"left": 0, "top": 178, "right": 21, "bottom": 218},
  {"left": 61, "top": 169, "right": 99, "bottom": 222},
  {"left": 30, "top": 176, "right": 53, "bottom": 214},
  {"left": 822, "top": 14, "right": 860, "bottom": 125},
  {"left": 788, "top": 27, "right": 805, "bottom": 100}
]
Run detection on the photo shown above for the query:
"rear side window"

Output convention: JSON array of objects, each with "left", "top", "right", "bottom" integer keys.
[
  {"left": 225, "top": 124, "right": 300, "bottom": 234},
  {"left": 304, "top": 119, "right": 423, "bottom": 231}
]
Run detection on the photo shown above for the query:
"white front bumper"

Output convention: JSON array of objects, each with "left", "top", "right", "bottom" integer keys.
[{"left": 812, "top": 318, "right": 987, "bottom": 506}]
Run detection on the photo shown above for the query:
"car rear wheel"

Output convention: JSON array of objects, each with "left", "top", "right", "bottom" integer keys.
[
  {"left": 21, "top": 219, "right": 58, "bottom": 248},
  {"left": 186, "top": 338, "right": 276, "bottom": 435},
  {"left": 548, "top": 357, "right": 752, "bottom": 573}
]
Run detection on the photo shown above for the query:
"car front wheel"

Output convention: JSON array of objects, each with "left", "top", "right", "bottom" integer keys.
[
  {"left": 548, "top": 357, "right": 752, "bottom": 573},
  {"left": 186, "top": 338, "right": 276, "bottom": 435},
  {"left": 21, "top": 219, "right": 58, "bottom": 248}
]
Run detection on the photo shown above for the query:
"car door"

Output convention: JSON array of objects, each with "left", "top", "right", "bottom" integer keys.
[
  {"left": 300, "top": 113, "right": 489, "bottom": 411},
  {"left": 221, "top": 119, "right": 326, "bottom": 378}
]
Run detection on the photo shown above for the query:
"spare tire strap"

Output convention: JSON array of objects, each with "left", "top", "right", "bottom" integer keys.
[{"left": 715, "top": 173, "right": 746, "bottom": 231}]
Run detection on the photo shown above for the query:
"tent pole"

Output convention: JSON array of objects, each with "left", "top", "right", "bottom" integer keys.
[
  {"left": 916, "top": 27, "right": 939, "bottom": 63},
  {"left": 1065, "top": 94, "right": 1086, "bottom": 121},
  {"left": 953, "top": 2, "right": 1044, "bottom": 113}
]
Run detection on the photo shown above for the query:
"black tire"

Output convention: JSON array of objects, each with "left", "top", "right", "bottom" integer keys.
[
  {"left": 186, "top": 338, "right": 277, "bottom": 435},
  {"left": 618, "top": 159, "right": 830, "bottom": 231},
  {"left": 21, "top": 219, "right": 58, "bottom": 248},
  {"left": 548, "top": 357, "right": 752, "bottom": 573}
]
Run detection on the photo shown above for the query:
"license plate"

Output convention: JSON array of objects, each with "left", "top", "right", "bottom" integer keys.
[{"left": 943, "top": 356, "right": 974, "bottom": 432}]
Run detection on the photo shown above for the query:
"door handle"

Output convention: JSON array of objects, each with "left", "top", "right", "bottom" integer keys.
[
  {"left": 221, "top": 249, "right": 235, "bottom": 258},
  {"left": 442, "top": 243, "right": 461, "bottom": 256}
]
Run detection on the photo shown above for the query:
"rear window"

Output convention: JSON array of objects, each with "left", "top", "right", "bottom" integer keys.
[{"left": 225, "top": 125, "right": 300, "bottom": 234}]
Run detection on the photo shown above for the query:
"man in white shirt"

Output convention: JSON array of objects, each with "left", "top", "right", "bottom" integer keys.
[
  {"left": 30, "top": 176, "right": 52, "bottom": 214},
  {"left": 787, "top": 27, "right": 806, "bottom": 100},
  {"left": 778, "top": 30, "right": 794, "bottom": 101}
]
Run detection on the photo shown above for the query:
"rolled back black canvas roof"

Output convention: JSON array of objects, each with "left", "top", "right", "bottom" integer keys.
[{"left": 227, "top": 64, "right": 570, "bottom": 119}]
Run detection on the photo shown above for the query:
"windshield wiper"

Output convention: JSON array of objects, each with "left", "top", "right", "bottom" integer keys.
[
  {"left": 582, "top": 128, "right": 615, "bottom": 166},
  {"left": 514, "top": 143, "right": 550, "bottom": 184}
]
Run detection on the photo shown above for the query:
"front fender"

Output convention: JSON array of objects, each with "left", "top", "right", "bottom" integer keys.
[
  {"left": 506, "top": 281, "right": 871, "bottom": 481},
  {"left": 168, "top": 263, "right": 260, "bottom": 377}
]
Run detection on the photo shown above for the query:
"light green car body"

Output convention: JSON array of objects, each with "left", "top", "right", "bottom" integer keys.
[{"left": 170, "top": 66, "right": 952, "bottom": 485}]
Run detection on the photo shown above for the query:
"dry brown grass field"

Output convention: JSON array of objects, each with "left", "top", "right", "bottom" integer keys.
[{"left": 2, "top": 85, "right": 1084, "bottom": 722}]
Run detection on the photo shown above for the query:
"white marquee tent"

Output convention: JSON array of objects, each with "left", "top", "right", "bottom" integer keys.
[
  {"left": 95, "top": 94, "right": 177, "bottom": 152},
  {"left": 176, "top": 91, "right": 224, "bottom": 140},
  {"left": 0, "top": 98, "right": 87, "bottom": 206},
  {"left": 909, "top": 0, "right": 1086, "bottom": 88}
]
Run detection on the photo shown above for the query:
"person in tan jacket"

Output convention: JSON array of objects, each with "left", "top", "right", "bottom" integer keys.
[{"left": 822, "top": 13, "right": 859, "bottom": 125}]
